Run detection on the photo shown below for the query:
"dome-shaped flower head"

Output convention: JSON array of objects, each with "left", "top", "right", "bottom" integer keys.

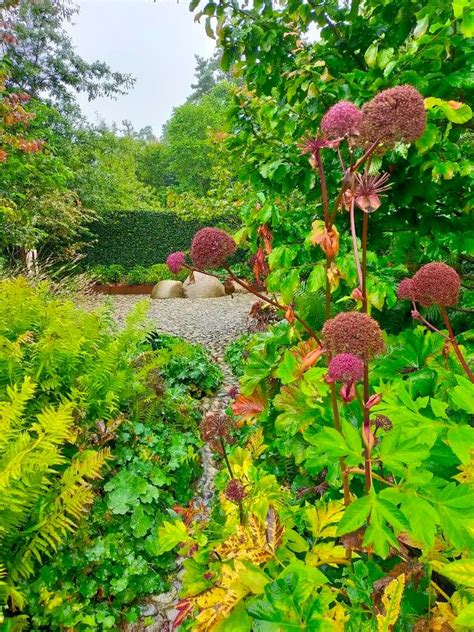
[
  {"left": 412, "top": 262, "right": 460, "bottom": 306},
  {"left": 166, "top": 251, "right": 186, "bottom": 274},
  {"left": 225, "top": 479, "right": 247, "bottom": 503},
  {"left": 322, "top": 312, "right": 386, "bottom": 362},
  {"left": 190, "top": 227, "right": 237, "bottom": 270},
  {"left": 321, "top": 100, "right": 363, "bottom": 139},
  {"left": 327, "top": 353, "right": 364, "bottom": 384},
  {"left": 397, "top": 278, "right": 415, "bottom": 301},
  {"left": 359, "top": 85, "right": 426, "bottom": 148}
]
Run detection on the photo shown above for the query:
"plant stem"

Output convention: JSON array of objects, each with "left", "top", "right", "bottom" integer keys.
[
  {"left": 349, "top": 200, "right": 363, "bottom": 292},
  {"left": 361, "top": 212, "right": 368, "bottom": 313},
  {"left": 223, "top": 266, "right": 322, "bottom": 344},
  {"left": 220, "top": 438, "right": 234, "bottom": 479},
  {"left": 315, "top": 149, "right": 330, "bottom": 227},
  {"left": 440, "top": 305, "right": 474, "bottom": 382},
  {"left": 330, "top": 381, "right": 351, "bottom": 507},
  {"left": 410, "top": 301, "right": 449, "bottom": 338}
]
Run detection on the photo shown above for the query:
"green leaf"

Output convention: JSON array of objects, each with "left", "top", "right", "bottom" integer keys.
[
  {"left": 447, "top": 426, "right": 474, "bottom": 464},
  {"left": 461, "top": 10, "right": 474, "bottom": 37},
  {"left": 275, "top": 350, "right": 299, "bottom": 384},
  {"left": 155, "top": 520, "right": 189, "bottom": 555},
  {"left": 364, "top": 43, "right": 378, "bottom": 68},
  {"left": 449, "top": 375, "right": 474, "bottom": 414},
  {"left": 455, "top": 602, "right": 474, "bottom": 627},
  {"left": 337, "top": 496, "right": 372, "bottom": 535},
  {"left": 425, "top": 97, "right": 473, "bottom": 124},
  {"left": 438, "top": 559, "right": 474, "bottom": 587}
]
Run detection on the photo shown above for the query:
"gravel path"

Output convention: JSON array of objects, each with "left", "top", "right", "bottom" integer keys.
[{"left": 86, "top": 293, "right": 256, "bottom": 355}]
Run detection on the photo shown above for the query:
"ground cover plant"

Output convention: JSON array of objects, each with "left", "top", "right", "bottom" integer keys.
[
  {"left": 0, "top": 278, "right": 221, "bottom": 629},
  {"left": 163, "top": 76, "right": 474, "bottom": 630}
]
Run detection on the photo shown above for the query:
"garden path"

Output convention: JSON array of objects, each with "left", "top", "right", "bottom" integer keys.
[{"left": 93, "top": 294, "right": 256, "bottom": 631}]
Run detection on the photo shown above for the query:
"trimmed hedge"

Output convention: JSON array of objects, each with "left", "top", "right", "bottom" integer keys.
[{"left": 84, "top": 210, "right": 238, "bottom": 269}]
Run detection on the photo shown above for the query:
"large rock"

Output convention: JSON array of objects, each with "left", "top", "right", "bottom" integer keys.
[
  {"left": 150, "top": 280, "right": 185, "bottom": 299},
  {"left": 183, "top": 271, "right": 225, "bottom": 299}
]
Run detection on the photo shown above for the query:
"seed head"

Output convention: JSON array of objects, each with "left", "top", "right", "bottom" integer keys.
[
  {"left": 224, "top": 479, "right": 247, "bottom": 503},
  {"left": 359, "top": 85, "right": 426, "bottom": 149},
  {"left": 374, "top": 414, "right": 393, "bottom": 431},
  {"left": 397, "top": 278, "right": 415, "bottom": 301},
  {"left": 190, "top": 228, "right": 237, "bottom": 269},
  {"left": 321, "top": 100, "right": 363, "bottom": 139},
  {"left": 200, "top": 412, "right": 234, "bottom": 453},
  {"left": 412, "top": 262, "right": 460, "bottom": 306},
  {"left": 166, "top": 251, "right": 186, "bottom": 274},
  {"left": 327, "top": 353, "right": 364, "bottom": 384},
  {"left": 322, "top": 312, "right": 386, "bottom": 362}
]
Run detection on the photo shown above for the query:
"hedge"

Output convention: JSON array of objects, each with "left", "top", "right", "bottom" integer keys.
[{"left": 83, "top": 210, "right": 238, "bottom": 270}]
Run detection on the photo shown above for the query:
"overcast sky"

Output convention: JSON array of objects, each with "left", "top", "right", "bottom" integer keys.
[{"left": 67, "top": 0, "right": 215, "bottom": 135}]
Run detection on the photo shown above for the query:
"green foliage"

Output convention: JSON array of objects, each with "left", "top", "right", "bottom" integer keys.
[
  {"left": 224, "top": 334, "right": 253, "bottom": 378},
  {"left": 147, "top": 333, "right": 223, "bottom": 397},
  {"left": 84, "top": 210, "right": 233, "bottom": 269},
  {"left": 89, "top": 263, "right": 188, "bottom": 285},
  {"left": 0, "top": 277, "right": 221, "bottom": 628},
  {"left": 0, "top": 277, "right": 151, "bottom": 624},
  {"left": 25, "top": 388, "right": 202, "bottom": 630}
]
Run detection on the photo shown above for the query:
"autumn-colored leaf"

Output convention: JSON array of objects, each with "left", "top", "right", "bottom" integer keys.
[
  {"left": 232, "top": 389, "right": 266, "bottom": 422},
  {"left": 310, "top": 220, "right": 340, "bottom": 257}
]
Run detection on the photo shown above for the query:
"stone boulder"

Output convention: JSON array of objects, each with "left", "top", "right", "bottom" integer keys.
[
  {"left": 150, "top": 280, "right": 185, "bottom": 299},
  {"left": 183, "top": 271, "right": 225, "bottom": 299}
]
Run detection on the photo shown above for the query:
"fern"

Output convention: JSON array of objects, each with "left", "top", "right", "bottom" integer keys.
[{"left": 0, "top": 381, "right": 111, "bottom": 601}]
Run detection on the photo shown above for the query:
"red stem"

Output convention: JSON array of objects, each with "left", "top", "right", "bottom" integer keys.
[
  {"left": 349, "top": 200, "right": 363, "bottom": 292},
  {"left": 315, "top": 148, "right": 330, "bottom": 228},
  {"left": 361, "top": 212, "right": 368, "bottom": 313},
  {"left": 440, "top": 306, "right": 474, "bottom": 382}
]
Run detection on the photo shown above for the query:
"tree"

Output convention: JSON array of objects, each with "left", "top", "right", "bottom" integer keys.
[
  {"left": 190, "top": 0, "right": 473, "bottom": 266},
  {"left": 2, "top": 0, "right": 134, "bottom": 109},
  {"left": 188, "top": 52, "right": 232, "bottom": 102}
]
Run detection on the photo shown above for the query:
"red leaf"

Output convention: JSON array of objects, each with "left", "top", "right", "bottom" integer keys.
[{"left": 232, "top": 390, "right": 266, "bottom": 421}]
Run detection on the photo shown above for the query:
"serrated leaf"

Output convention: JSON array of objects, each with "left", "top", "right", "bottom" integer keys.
[
  {"left": 376, "top": 574, "right": 405, "bottom": 632},
  {"left": 337, "top": 496, "right": 372, "bottom": 536},
  {"left": 439, "top": 559, "right": 474, "bottom": 587},
  {"left": 155, "top": 519, "right": 189, "bottom": 555}
]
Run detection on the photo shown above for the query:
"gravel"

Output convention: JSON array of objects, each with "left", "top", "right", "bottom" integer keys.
[{"left": 84, "top": 293, "right": 256, "bottom": 355}]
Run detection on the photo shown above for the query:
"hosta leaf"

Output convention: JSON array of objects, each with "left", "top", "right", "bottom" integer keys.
[{"left": 376, "top": 574, "right": 405, "bottom": 632}]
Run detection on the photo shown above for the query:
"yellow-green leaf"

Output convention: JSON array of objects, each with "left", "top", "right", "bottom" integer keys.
[
  {"left": 376, "top": 574, "right": 405, "bottom": 632},
  {"left": 439, "top": 559, "right": 474, "bottom": 587}
]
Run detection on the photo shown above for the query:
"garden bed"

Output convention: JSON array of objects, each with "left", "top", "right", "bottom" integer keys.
[{"left": 92, "top": 283, "right": 155, "bottom": 295}]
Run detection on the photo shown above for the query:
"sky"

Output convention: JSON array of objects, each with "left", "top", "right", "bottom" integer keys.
[{"left": 67, "top": 0, "right": 215, "bottom": 135}]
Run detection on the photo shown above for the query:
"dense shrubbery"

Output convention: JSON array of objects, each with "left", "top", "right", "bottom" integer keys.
[{"left": 0, "top": 278, "right": 221, "bottom": 629}]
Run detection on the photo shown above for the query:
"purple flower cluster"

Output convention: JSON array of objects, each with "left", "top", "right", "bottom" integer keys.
[
  {"left": 327, "top": 353, "right": 364, "bottom": 384},
  {"left": 166, "top": 251, "right": 186, "bottom": 274},
  {"left": 322, "top": 312, "right": 386, "bottom": 362},
  {"left": 358, "top": 85, "right": 426, "bottom": 148},
  {"left": 225, "top": 479, "right": 247, "bottom": 503},
  {"left": 321, "top": 100, "right": 362, "bottom": 139},
  {"left": 190, "top": 228, "right": 237, "bottom": 269},
  {"left": 398, "top": 262, "right": 460, "bottom": 307}
]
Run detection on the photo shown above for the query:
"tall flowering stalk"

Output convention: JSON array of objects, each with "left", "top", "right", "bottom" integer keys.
[{"left": 168, "top": 84, "right": 433, "bottom": 498}]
